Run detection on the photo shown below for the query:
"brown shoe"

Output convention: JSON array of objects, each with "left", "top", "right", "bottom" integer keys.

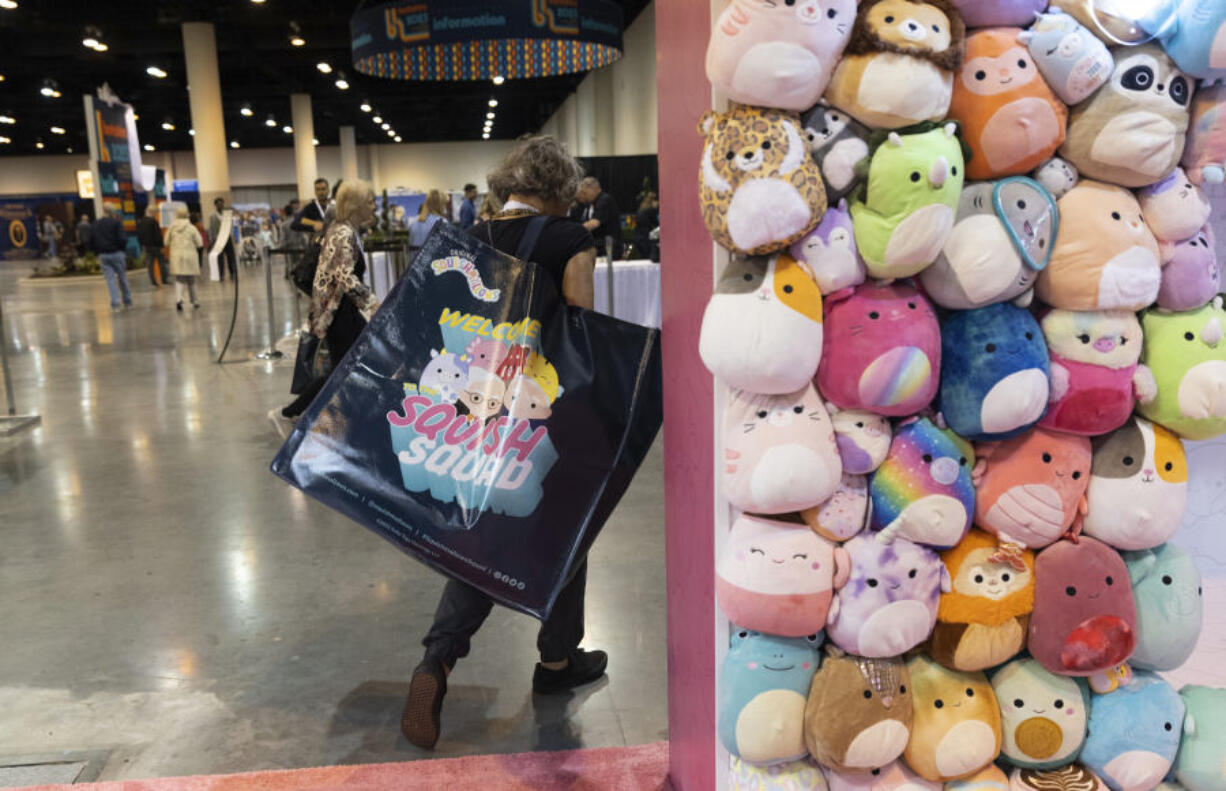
[{"left": 402, "top": 657, "right": 447, "bottom": 749}]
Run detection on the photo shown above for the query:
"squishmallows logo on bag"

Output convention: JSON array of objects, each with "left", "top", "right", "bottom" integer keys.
[
  {"left": 430, "top": 255, "right": 501, "bottom": 301},
  {"left": 386, "top": 307, "right": 562, "bottom": 520}
]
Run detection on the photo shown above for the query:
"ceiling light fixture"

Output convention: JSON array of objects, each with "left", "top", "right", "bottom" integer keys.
[
  {"left": 0, "top": 75, "right": 5, "bottom": 82},
  {"left": 482, "top": 133, "right": 490, "bottom": 140},
  {"left": 161, "top": 120, "right": 174, "bottom": 130},
  {"left": 0, "top": 115, "right": 14, "bottom": 124},
  {"left": 146, "top": 66, "right": 167, "bottom": 78},
  {"left": 282, "top": 125, "right": 293, "bottom": 134},
  {"left": 35, "top": 140, "right": 44, "bottom": 149},
  {"left": 317, "top": 62, "right": 332, "bottom": 74},
  {"left": 394, "top": 136, "right": 402, "bottom": 143},
  {"left": 492, "top": 75, "right": 505, "bottom": 85},
  {"left": 488, "top": 99, "right": 498, "bottom": 107},
  {"left": 240, "top": 105, "right": 253, "bottom": 117},
  {"left": 40, "top": 79, "right": 61, "bottom": 98},
  {"left": 189, "top": 129, "right": 195, "bottom": 136},
  {"left": 50, "top": 126, "right": 65, "bottom": 134},
  {"left": 230, "top": 140, "right": 239, "bottom": 149},
  {"left": 372, "top": 115, "right": 382, "bottom": 124},
  {"left": 251, "top": 0, "right": 266, "bottom": 4},
  {"left": 335, "top": 76, "right": 349, "bottom": 90},
  {"left": 82, "top": 26, "right": 102, "bottom": 49},
  {"left": 264, "top": 115, "right": 277, "bottom": 127},
  {"left": 312, "top": 138, "right": 319, "bottom": 146},
  {"left": 94, "top": 43, "right": 108, "bottom": 52},
  {"left": 144, "top": 143, "right": 154, "bottom": 152},
  {"left": 0, "top": 1, "right": 18, "bottom": 9},
  {"left": 360, "top": 102, "right": 372, "bottom": 112},
  {"left": 380, "top": 122, "right": 389, "bottom": 130},
  {"left": 0, "top": 137, "right": 10, "bottom": 144},
  {"left": 486, "top": 112, "right": 495, "bottom": 119},
  {"left": 289, "top": 21, "right": 305, "bottom": 47}
]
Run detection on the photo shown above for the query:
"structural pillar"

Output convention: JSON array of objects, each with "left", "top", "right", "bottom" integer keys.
[
  {"left": 291, "top": 94, "right": 317, "bottom": 201},
  {"left": 181, "top": 22, "right": 230, "bottom": 213},
  {"left": 339, "top": 125, "right": 359, "bottom": 182},
  {"left": 592, "top": 66, "right": 615, "bottom": 157}
]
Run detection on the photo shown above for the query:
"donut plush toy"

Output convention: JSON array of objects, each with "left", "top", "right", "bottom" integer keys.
[
  {"left": 1033, "top": 157, "right": 1079, "bottom": 199},
  {"left": 802, "top": 473, "right": 871, "bottom": 542}
]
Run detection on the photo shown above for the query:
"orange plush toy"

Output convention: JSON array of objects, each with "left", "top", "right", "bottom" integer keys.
[{"left": 949, "top": 28, "right": 1068, "bottom": 181}]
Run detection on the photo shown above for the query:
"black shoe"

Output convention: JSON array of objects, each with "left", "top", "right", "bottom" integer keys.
[
  {"left": 532, "top": 649, "right": 608, "bottom": 694},
  {"left": 402, "top": 657, "right": 448, "bottom": 749},
  {"left": 176, "top": 301, "right": 183, "bottom": 312}
]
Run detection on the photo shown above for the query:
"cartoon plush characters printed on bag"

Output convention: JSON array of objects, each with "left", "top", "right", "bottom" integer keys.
[
  {"left": 1082, "top": 417, "right": 1188, "bottom": 551},
  {"left": 1174, "top": 686, "right": 1226, "bottom": 791},
  {"left": 699, "top": 254, "right": 824, "bottom": 394},
  {"left": 819, "top": 281, "right": 942, "bottom": 417},
  {"left": 790, "top": 199, "right": 868, "bottom": 293},
  {"left": 904, "top": 654, "right": 1003, "bottom": 782},
  {"left": 1157, "top": 225, "right": 1220, "bottom": 312},
  {"left": 826, "top": 0, "right": 967, "bottom": 129},
  {"left": 720, "top": 630, "right": 823, "bottom": 765},
  {"left": 1061, "top": 44, "right": 1193, "bottom": 189},
  {"left": 418, "top": 349, "right": 468, "bottom": 403},
  {"left": 699, "top": 105, "right": 828, "bottom": 256},
  {"left": 722, "top": 385, "right": 843, "bottom": 514},
  {"left": 1040, "top": 309, "right": 1153, "bottom": 436},
  {"left": 949, "top": 28, "right": 1068, "bottom": 180},
  {"left": 805, "top": 649, "right": 914, "bottom": 772},
  {"left": 1124, "top": 543, "right": 1203, "bottom": 672},
  {"left": 1080, "top": 672, "right": 1185, "bottom": 791},
  {"left": 930, "top": 529, "right": 1034, "bottom": 671},
  {"left": 1018, "top": 9, "right": 1114, "bottom": 106},
  {"left": 717, "top": 515, "right": 849, "bottom": 637},
  {"left": 851, "top": 123, "right": 966, "bottom": 280},
  {"left": 706, "top": 0, "right": 857, "bottom": 112},
  {"left": 991, "top": 657, "right": 1090, "bottom": 771},
  {"left": 803, "top": 103, "right": 873, "bottom": 202},
  {"left": 1183, "top": 80, "right": 1226, "bottom": 185},
  {"left": 1137, "top": 298, "right": 1226, "bottom": 441}
]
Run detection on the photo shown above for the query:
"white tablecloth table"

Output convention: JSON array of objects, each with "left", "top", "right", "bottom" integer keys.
[{"left": 593, "top": 259, "right": 661, "bottom": 329}]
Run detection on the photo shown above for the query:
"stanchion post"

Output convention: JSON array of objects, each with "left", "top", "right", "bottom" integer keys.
[
  {"left": 256, "top": 246, "right": 283, "bottom": 360},
  {"left": 0, "top": 289, "right": 42, "bottom": 435},
  {"left": 604, "top": 235, "right": 616, "bottom": 318}
]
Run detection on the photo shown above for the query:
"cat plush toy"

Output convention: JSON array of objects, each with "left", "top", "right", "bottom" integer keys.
[
  {"left": 825, "top": 761, "right": 942, "bottom": 791},
  {"left": 930, "top": 529, "right": 1035, "bottom": 672},
  {"left": 717, "top": 515, "right": 850, "bottom": 638},
  {"left": 699, "top": 254, "right": 824, "bottom": 395},
  {"left": 827, "top": 533, "right": 949, "bottom": 657},
  {"left": 1183, "top": 80, "right": 1226, "bottom": 185},
  {"left": 729, "top": 757, "right": 828, "bottom": 791},
  {"left": 789, "top": 199, "right": 867, "bottom": 294},
  {"left": 720, "top": 629, "right": 823, "bottom": 765},
  {"left": 1174, "top": 686, "right": 1226, "bottom": 791},
  {"left": 1080, "top": 672, "right": 1185, "bottom": 791},
  {"left": 948, "top": 28, "right": 1068, "bottom": 180},
  {"left": 802, "top": 472, "right": 871, "bottom": 542},
  {"left": 1010, "top": 765, "right": 1109, "bottom": 791},
  {"left": 699, "top": 105, "right": 827, "bottom": 256},
  {"left": 1030, "top": 537, "right": 1137, "bottom": 678},
  {"left": 819, "top": 281, "right": 942, "bottom": 417},
  {"left": 802, "top": 103, "right": 873, "bottom": 204},
  {"left": 869, "top": 417, "right": 976, "bottom": 548},
  {"left": 1139, "top": 168, "right": 1212, "bottom": 244},
  {"left": 805, "top": 649, "right": 914, "bottom": 772},
  {"left": 830, "top": 405, "right": 893, "bottom": 474},
  {"left": 1061, "top": 44, "right": 1193, "bottom": 189},
  {"left": 1123, "top": 543, "right": 1203, "bottom": 672},
  {"left": 722, "top": 385, "right": 843, "bottom": 515},
  {"left": 904, "top": 655, "right": 1003, "bottom": 783},
  {"left": 1033, "top": 157, "right": 1079, "bottom": 199},
  {"left": 1040, "top": 309, "right": 1154, "bottom": 437},
  {"left": 952, "top": 0, "right": 1046, "bottom": 28},
  {"left": 972, "top": 427, "right": 1092, "bottom": 555},
  {"left": 1019, "top": 10, "right": 1114, "bottom": 106},
  {"left": 939, "top": 302, "right": 1051, "bottom": 442},
  {"left": 919, "top": 178, "right": 1058, "bottom": 310},
  {"left": 706, "top": 0, "right": 857, "bottom": 112},
  {"left": 1137, "top": 298, "right": 1226, "bottom": 441},
  {"left": 1036, "top": 181, "right": 1161, "bottom": 312},
  {"left": 825, "top": 0, "right": 967, "bottom": 129},
  {"left": 1158, "top": 225, "right": 1220, "bottom": 312},
  {"left": 991, "top": 657, "right": 1090, "bottom": 771},
  {"left": 850, "top": 123, "right": 966, "bottom": 280},
  {"left": 1082, "top": 417, "right": 1188, "bottom": 552}
]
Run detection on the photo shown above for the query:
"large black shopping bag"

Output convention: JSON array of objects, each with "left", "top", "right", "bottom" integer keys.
[{"left": 271, "top": 222, "right": 663, "bottom": 619}]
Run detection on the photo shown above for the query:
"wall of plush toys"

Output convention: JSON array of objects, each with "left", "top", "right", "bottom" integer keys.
[{"left": 697, "top": 0, "right": 1226, "bottom": 789}]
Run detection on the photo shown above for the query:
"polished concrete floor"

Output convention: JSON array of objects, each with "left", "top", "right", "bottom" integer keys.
[{"left": 0, "top": 258, "right": 667, "bottom": 781}]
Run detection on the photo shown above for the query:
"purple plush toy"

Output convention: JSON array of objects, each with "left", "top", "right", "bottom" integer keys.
[
  {"left": 790, "top": 199, "right": 866, "bottom": 294},
  {"left": 952, "top": 0, "right": 1047, "bottom": 28},
  {"left": 826, "top": 533, "right": 950, "bottom": 658},
  {"left": 1158, "top": 224, "right": 1221, "bottom": 312}
]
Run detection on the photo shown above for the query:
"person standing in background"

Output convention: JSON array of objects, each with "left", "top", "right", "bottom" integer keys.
[
  {"left": 165, "top": 206, "right": 203, "bottom": 312},
  {"left": 292, "top": 178, "right": 330, "bottom": 235},
  {"left": 208, "top": 197, "right": 238, "bottom": 283},
  {"left": 478, "top": 192, "right": 501, "bottom": 223},
  {"left": 137, "top": 205, "right": 167, "bottom": 287},
  {"left": 75, "top": 213, "right": 92, "bottom": 257},
  {"left": 459, "top": 183, "right": 478, "bottom": 229},
  {"left": 92, "top": 206, "right": 132, "bottom": 310},
  {"left": 571, "top": 177, "right": 621, "bottom": 258},
  {"left": 631, "top": 191, "right": 660, "bottom": 263},
  {"left": 39, "top": 215, "right": 59, "bottom": 260},
  {"left": 407, "top": 190, "right": 449, "bottom": 256}
]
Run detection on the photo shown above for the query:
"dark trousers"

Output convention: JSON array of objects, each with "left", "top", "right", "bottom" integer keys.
[
  {"left": 217, "top": 242, "right": 237, "bottom": 281},
  {"left": 282, "top": 296, "right": 365, "bottom": 418},
  {"left": 422, "top": 561, "right": 588, "bottom": 667},
  {"left": 143, "top": 245, "right": 166, "bottom": 285}
]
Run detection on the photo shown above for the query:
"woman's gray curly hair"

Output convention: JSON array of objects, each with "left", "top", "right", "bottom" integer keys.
[{"left": 486, "top": 135, "right": 584, "bottom": 205}]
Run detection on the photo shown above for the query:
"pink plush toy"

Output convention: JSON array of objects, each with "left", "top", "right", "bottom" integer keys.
[
  {"left": 1182, "top": 79, "right": 1226, "bottom": 185},
  {"left": 818, "top": 281, "right": 942, "bottom": 417},
  {"left": 723, "top": 384, "right": 843, "bottom": 515},
  {"left": 716, "top": 515, "right": 850, "bottom": 637},
  {"left": 706, "top": 0, "right": 857, "bottom": 112},
  {"left": 802, "top": 472, "right": 870, "bottom": 542},
  {"left": 1158, "top": 224, "right": 1221, "bottom": 312},
  {"left": 1139, "top": 168, "right": 1212, "bottom": 243}
]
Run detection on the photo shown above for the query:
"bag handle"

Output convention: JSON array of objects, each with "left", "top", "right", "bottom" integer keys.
[{"left": 515, "top": 215, "right": 549, "bottom": 262}]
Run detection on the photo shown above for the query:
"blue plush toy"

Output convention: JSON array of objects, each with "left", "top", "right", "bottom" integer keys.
[
  {"left": 1123, "top": 543, "right": 1204, "bottom": 673},
  {"left": 1080, "top": 672, "right": 1185, "bottom": 791},
  {"left": 939, "top": 302, "right": 1051, "bottom": 442},
  {"left": 1139, "top": 0, "right": 1226, "bottom": 80},
  {"left": 1017, "top": 9, "right": 1114, "bottom": 106},
  {"left": 1175, "top": 686, "right": 1226, "bottom": 791},
  {"left": 719, "top": 629, "right": 822, "bottom": 766}
]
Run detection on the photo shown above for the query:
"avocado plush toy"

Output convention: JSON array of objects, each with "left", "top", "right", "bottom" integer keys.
[
  {"left": 1175, "top": 686, "right": 1226, "bottom": 791},
  {"left": 1137, "top": 297, "right": 1226, "bottom": 441},
  {"left": 991, "top": 657, "right": 1091, "bottom": 771},
  {"left": 1080, "top": 672, "right": 1185, "bottom": 791},
  {"left": 904, "top": 654, "right": 1003, "bottom": 783},
  {"left": 805, "top": 649, "right": 914, "bottom": 773},
  {"left": 1123, "top": 543, "right": 1203, "bottom": 673}
]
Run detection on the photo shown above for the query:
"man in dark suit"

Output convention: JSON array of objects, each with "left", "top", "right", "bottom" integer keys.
[
  {"left": 571, "top": 177, "right": 621, "bottom": 258},
  {"left": 291, "top": 177, "right": 331, "bottom": 235}
]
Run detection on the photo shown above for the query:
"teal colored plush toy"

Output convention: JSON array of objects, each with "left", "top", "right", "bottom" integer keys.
[
  {"left": 851, "top": 122, "right": 966, "bottom": 281},
  {"left": 991, "top": 656, "right": 1091, "bottom": 771},
  {"left": 1080, "top": 672, "right": 1185, "bottom": 791},
  {"left": 939, "top": 302, "right": 1050, "bottom": 441},
  {"left": 719, "top": 629, "right": 822, "bottom": 766},
  {"left": 1137, "top": 297, "right": 1226, "bottom": 441},
  {"left": 1123, "top": 543, "right": 1203, "bottom": 673},
  {"left": 1175, "top": 686, "right": 1226, "bottom": 791}
]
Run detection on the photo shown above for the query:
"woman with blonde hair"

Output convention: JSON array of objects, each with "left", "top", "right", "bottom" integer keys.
[
  {"left": 407, "top": 189, "right": 449, "bottom": 255},
  {"left": 165, "top": 206, "right": 203, "bottom": 311},
  {"left": 270, "top": 179, "right": 380, "bottom": 433},
  {"left": 477, "top": 191, "right": 501, "bottom": 223}
]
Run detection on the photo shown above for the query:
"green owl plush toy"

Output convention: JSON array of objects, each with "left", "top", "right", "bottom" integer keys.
[
  {"left": 1137, "top": 296, "right": 1226, "bottom": 440},
  {"left": 850, "top": 122, "right": 967, "bottom": 281}
]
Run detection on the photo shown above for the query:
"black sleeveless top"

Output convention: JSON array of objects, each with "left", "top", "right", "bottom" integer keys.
[{"left": 469, "top": 212, "right": 595, "bottom": 289}]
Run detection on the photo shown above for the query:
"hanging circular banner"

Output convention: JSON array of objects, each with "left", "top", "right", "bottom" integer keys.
[{"left": 350, "top": 0, "right": 624, "bottom": 82}]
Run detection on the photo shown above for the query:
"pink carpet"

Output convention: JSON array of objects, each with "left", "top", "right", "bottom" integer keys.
[{"left": 22, "top": 743, "right": 671, "bottom": 791}]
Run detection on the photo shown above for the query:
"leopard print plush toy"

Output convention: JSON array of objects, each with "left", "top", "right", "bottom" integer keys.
[{"left": 699, "top": 104, "right": 828, "bottom": 256}]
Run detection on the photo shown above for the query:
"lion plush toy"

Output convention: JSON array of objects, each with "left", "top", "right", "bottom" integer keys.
[
  {"left": 699, "top": 105, "right": 827, "bottom": 256},
  {"left": 825, "top": 0, "right": 967, "bottom": 129}
]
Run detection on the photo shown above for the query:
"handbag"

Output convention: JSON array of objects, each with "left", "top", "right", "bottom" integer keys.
[
  {"left": 289, "top": 331, "right": 328, "bottom": 395},
  {"left": 271, "top": 220, "right": 663, "bottom": 619}
]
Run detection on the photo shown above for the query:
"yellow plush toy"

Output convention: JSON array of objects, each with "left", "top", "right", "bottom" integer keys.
[{"left": 905, "top": 654, "right": 1003, "bottom": 783}]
